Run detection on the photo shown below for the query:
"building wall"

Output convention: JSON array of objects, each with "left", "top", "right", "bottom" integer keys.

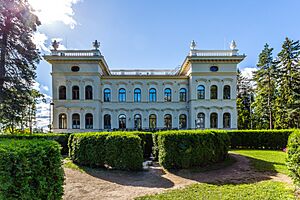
[{"left": 51, "top": 61, "right": 238, "bottom": 133}]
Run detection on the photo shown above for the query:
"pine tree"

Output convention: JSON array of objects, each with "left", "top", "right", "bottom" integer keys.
[
  {"left": 274, "top": 38, "right": 300, "bottom": 128},
  {"left": 0, "top": 0, "right": 41, "bottom": 133},
  {"left": 237, "top": 69, "right": 254, "bottom": 129},
  {"left": 0, "top": 0, "right": 40, "bottom": 99},
  {"left": 252, "top": 44, "right": 276, "bottom": 129}
]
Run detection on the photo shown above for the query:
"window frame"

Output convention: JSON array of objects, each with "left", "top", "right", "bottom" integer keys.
[
  {"left": 134, "top": 88, "right": 141, "bottom": 102},
  {"left": 197, "top": 85, "right": 205, "bottom": 99},
  {"left": 118, "top": 88, "right": 126, "bottom": 102}
]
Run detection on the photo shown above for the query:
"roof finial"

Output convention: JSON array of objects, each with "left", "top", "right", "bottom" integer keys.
[
  {"left": 93, "top": 40, "right": 100, "bottom": 50},
  {"left": 52, "top": 40, "right": 59, "bottom": 50},
  {"left": 190, "top": 40, "right": 197, "bottom": 50},
  {"left": 230, "top": 40, "right": 237, "bottom": 50}
]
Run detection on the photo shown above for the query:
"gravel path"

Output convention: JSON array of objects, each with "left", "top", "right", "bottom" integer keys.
[{"left": 63, "top": 153, "right": 292, "bottom": 200}]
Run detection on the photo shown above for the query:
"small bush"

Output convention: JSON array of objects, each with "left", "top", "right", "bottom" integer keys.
[
  {"left": 69, "top": 132, "right": 143, "bottom": 170},
  {"left": 157, "top": 130, "right": 230, "bottom": 169},
  {"left": 105, "top": 133, "right": 143, "bottom": 170},
  {"left": 0, "top": 133, "right": 70, "bottom": 155},
  {"left": 0, "top": 139, "right": 64, "bottom": 200},
  {"left": 287, "top": 130, "right": 300, "bottom": 187},
  {"left": 228, "top": 130, "right": 293, "bottom": 149}
]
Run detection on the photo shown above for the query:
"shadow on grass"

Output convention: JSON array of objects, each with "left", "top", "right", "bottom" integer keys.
[
  {"left": 64, "top": 159, "right": 175, "bottom": 188},
  {"left": 64, "top": 153, "right": 280, "bottom": 188},
  {"left": 168, "top": 153, "right": 278, "bottom": 185}
]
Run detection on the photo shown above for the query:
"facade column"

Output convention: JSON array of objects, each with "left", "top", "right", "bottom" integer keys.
[
  {"left": 67, "top": 109, "right": 72, "bottom": 130},
  {"left": 219, "top": 81, "right": 224, "bottom": 100},
  {"left": 205, "top": 110, "right": 210, "bottom": 129},
  {"left": 218, "top": 109, "right": 223, "bottom": 129},
  {"left": 66, "top": 80, "right": 72, "bottom": 100},
  {"left": 80, "top": 108, "right": 85, "bottom": 129},
  {"left": 80, "top": 80, "right": 85, "bottom": 100}
]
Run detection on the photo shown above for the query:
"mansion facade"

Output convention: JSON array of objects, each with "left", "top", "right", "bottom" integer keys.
[{"left": 44, "top": 40, "right": 245, "bottom": 132}]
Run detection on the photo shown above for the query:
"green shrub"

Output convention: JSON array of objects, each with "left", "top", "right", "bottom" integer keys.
[
  {"left": 0, "top": 139, "right": 64, "bottom": 200},
  {"left": 105, "top": 133, "right": 143, "bottom": 170},
  {"left": 69, "top": 132, "right": 143, "bottom": 170},
  {"left": 157, "top": 130, "right": 230, "bottom": 169},
  {"left": 287, "top": 130, "right": 300, "bottom": 187},
  {"left": 69, "top": 132, "right": 109, "bottom": 167},
  {"left": 0, "top": 133, "right": 70, "bottom": 155},
  {"left": 228, "top": 130, "right": 293, "bottom": 149}
]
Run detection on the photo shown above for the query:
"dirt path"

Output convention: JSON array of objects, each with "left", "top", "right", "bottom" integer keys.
[{"left": 63, "top": 153, "right": 292, "bottom": 200}]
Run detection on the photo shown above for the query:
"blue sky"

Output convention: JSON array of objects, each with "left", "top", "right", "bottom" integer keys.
[{"left": 34, "top": 0, "right": 300, "bottom": 96}]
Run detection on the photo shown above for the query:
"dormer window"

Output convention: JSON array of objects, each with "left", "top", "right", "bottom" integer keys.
[
  {"left": 71, "top": 66, "right": 80, "bottom": 72},
  {"left": 210, "top": 66, "right": 219, "bottom": 72}
]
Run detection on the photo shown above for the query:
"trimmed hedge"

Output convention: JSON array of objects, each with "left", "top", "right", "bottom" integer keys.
[
  {"left": 69, "top": 132, "right": 143, "bottom": 170},
  {"left": 157, "top": 130, "right": 230, "bottom": 169},
  {"left": 287, "top": 130, "right": 300, "bottom": 187},
  {"left": 0, "top": 139, "right": 64, "bottom": 200},
  {"left": 0, "top": 133, "right": 70, "bottom": 155},
  {"left": 227, "top": 130, "right": 293, "bottom": 150}
]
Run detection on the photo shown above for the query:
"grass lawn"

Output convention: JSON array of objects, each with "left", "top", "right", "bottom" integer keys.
[
  {"left": 136, "top": 180, "right": 295, "bottom": 200},
  {"left": 231, "top": 150, "right": 288, "bottom": 175},
  {"left": 63, "top": 158, "right": 85, "bottom": 173}
]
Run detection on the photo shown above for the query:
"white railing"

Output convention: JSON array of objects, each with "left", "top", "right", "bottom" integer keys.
[
  {"left": 189, "top": 49, "right": 239, "bottom": 57},
  {"left": 110, "top": 69, "right": 179, "bottom": 76},
  {"left": 50, "top": 50, "right": 101, "bottom": 57}
]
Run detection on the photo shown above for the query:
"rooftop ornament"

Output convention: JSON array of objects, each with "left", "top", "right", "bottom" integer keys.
[
  {"left": 190, "top": 40, "right": 197, "bottom": 50},
  {"left": 230, "top": 40, "right": 237, "bottom": 50},
  {"left": 93, "top": 40, "right": 100, "bottom": 50},
  {"left": 52, "top": 40, "right": 59, "bottom": 51}
]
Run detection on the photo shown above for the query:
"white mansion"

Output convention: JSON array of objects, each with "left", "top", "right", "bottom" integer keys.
[{"left": 44, "top": 40, "right": 245, "bottom": 132}]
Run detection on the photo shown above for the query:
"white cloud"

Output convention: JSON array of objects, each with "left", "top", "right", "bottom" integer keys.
[
  {"left": 29, "top": 0, "right": 81, "bottom": 29},
  {"left": 32, "top": 32, "right": 50, "bottom": 52},
  {"left": 240, "top": 67, "right": 257, "bottom": 80}
]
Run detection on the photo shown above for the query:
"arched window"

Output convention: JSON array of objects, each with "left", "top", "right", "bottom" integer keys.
[
  {"left": 197, "top": 85, "right": 205, "bottom": 99},
  {"left": 179, "top": 114, "right": 187, "bottom": 129},
  {"left": 118, "top": 114, "right": 126, "bottom": 129},
  {"left": 72, "top": 113, "right": 80, "bottom": 129},
  {"left": 85, "top": 85, "right": 93, "bottom": 100},
  {"left": 223, "top": 113, "right": 231, "bottom": 128},
  {"left": 119, "top": 88, "right": 126, "bottom": 102},
  {"left": 72, "top": 86, "right": 80, "bottom": 100},
  {"left": 196, "top": 113, "right": 205, "bottom": 128},
  {"left": 210, "top": 113, "right": 218, "bottom": 128},
  {"left": 59, "top": 86, "right": 66, "bottom": 100},
  {"left": 104, "top": 114, "right": 111, "bottom": 129},
  {"left": 134, "top": 114, "right": 142, "bottom": 129},
  {"left": 104, "top": 88, "right": 111, "bottom": 102},
  {"left": 134, "top": 88, "right": 141, "bottom": 102},
  {"left": 223, "top": 85, "right": 231, "bottom": 99},
  {"left": 85, "top": 113, "right": 93, "bottom": 129},
  {"left": 149, "top": 88, "right": 157, "bottom": 102},
  {"left": 164, "top": 88, "right": 172, "bottom": 102},
  {"left": 210, "top": 85, "right": 218, "bottom": 99},
  {"left": 58, "top": 113, "right": 67, "bottom": 129},
  {"left": 179, "top": 88, "right": 187, "bottom": 102},
  {"left": 164, "top": 114, "right": 172, "bottom": 129},
  {"left": 149, "top": 114, "right": 157, "bottom": 129}
]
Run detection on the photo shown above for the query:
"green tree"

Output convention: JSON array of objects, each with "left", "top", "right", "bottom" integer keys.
[
  {"left": 237, "top": 69, "right": 254, "bottom": 129},
  {"left": 252, "top": 44, "right": 277, "bottom": 129},
  {"left": 0, "top": 0, "right": 41, "bottom": 133},
  {"left": 274, "top": 38, "right": 300, "bottom": 129}
]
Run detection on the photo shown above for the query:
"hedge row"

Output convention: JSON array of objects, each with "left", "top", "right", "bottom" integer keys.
[
  {"left": 227, "top": 130, "right": 293, "bottom": 149},
  {"left": 69, "top": 132, "right": 143, "bottom": 170},
  {"left": 0, "top": 133, "right": 70, "bottom": 155},
  {"left": 0, "top": 139, "right": 64, "bottom": 200},
  {"left": 287, "top": 130, "right": 300, "bottom": 187},
  {"left": 156, "top": 130, "right": 230, "bottom": 169}
]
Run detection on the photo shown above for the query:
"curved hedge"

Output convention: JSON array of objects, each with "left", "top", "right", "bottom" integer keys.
[
  {"left": 69, "top": 132, "right": 143, "bottom": 170},
  {"left": 0, "top": 139, "right": 64, "bottom": 200},
  {"left": 227, "top": 130, "right": 293, "bottom": 149},
  {"left": 0, "top": 133, "right": 70, "bottom": 155},
  {"left": 287, "top": 130, "right": 300, "bottom": 187},
  {"left": 157, "top": 130, "right": 230, "bottom": 169}
]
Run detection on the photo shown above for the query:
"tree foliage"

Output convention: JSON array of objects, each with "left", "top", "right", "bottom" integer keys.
[{"left": 0, "top": 0, "right": 41, "bottom": 133}]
